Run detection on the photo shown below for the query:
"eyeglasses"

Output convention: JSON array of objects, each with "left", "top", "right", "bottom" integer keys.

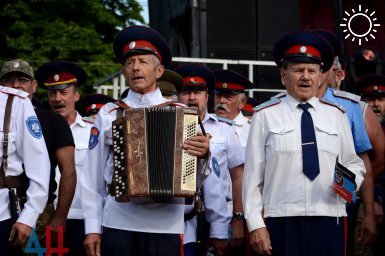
[{"left": 0, "top": 77, "right": 32, "bottom": 87}]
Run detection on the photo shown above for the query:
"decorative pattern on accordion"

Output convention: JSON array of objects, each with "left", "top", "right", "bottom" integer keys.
[{"left": 111, "top": 106, "right": 198, "bottom": 202}]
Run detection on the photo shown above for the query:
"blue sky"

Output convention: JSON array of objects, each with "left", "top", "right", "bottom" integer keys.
[{"left": 138, "top": 0, "right": 149, "bottom": 24}]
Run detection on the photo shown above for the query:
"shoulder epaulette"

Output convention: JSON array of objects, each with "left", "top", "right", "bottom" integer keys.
[
  {"left": 332, "top": 90, "right": 361, "bottom": 103},
  {"left": 107, "top": 101, "right": 126, "bottom": 113},
  {"left": 215, "top": 115, "right": 235, "bottom": 125},
  {"left": 0, "top": 86, "right": 29, "bottom": 98},
  {"left": 82, "top": 116, "right": 95, "bottom": 124},
  {"left": 270, "top": 91, "right": 287, "bottom": 99},
  {"left": 320, "top": 98, "right": 346, "bottom": 113},
  {"left": 253, "top": 98, "right": 281, "bottom": 112}
]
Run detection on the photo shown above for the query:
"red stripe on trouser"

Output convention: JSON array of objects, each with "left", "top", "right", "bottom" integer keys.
[
  {"left": 180, "top": 234, "right": 184, "bottom": 256},
  {"left": 344, "top": 217, "right": 347, "bottom": 256}
]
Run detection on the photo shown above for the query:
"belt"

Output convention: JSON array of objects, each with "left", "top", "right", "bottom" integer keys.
[{"left": 0, "top": 176, "right": 23, "bottom": 189}]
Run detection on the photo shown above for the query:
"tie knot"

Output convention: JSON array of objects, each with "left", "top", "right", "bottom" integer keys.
[{"left": 298, "top": 103, "right": 311, "bottom": 112}]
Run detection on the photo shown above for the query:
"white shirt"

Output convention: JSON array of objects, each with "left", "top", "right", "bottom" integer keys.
[
  {"left": 243, "top": 95, "right": 366, "bottom": 232},
  {"left": 233, "top": 112, "right": 250, "bottom": 150},
  {"left": 0, "top": 86, "right": 50, "bottom": 227},
  {"left": 203, "top": 113, "right": 245, "bottom": 200},
  {"left": 184, "top": 113, "right": 244, "bottom": 243},
  {"left": 81, "top": 88, "right": 189, "bottom": 234},
  {"left": 67, "top": 112, "right": 92, "bottom": 219}
]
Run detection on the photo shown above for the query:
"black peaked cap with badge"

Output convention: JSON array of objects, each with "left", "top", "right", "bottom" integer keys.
[
  {"left": 273, "top": 30, "right": 335, "bottom": 73},
  {"left": 158, "top": 69, "right": 184, "bottom": 95},
  {"left": 213, "top": 69, "right": 253, "bottom": 95},
  {"left": 113, "top": 25, "right": 172, "bottom": 67},
  {"left": 175, "top": 64, "right": 216, "bottom": 94},
  {"left": 76, "top": 93, "right": 116, "bottom": 117},
  {"left": 35, "top": 60, "right": 87, "bottom": 90},
  {"left": 356, "top": 75, "right": 385, "bottom": 97}
]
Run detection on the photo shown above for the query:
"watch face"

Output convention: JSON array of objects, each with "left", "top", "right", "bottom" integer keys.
[{"left": 233, "top": 212, "right": 244, "bottom": 220}]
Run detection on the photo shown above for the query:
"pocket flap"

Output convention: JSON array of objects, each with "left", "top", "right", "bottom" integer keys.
[
  {"left": 270, "top": 126, "right": 294, "bottom": 135},
  {"left": 316, "top": 125, "right": 338, "bottom": 135}
]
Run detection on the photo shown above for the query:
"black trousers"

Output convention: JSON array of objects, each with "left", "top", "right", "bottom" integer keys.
[
  {"left": 0, "top": 218, "right": 22, "bottom": 256},
  {"left": 65, "top": 219, "right": 86, "bottom": 256},
  {"left": 265, "top": 216, "right": 346, "bottom": 256},
  {"left": 101, "top": 227, "right": 182, "bottom": 256}
]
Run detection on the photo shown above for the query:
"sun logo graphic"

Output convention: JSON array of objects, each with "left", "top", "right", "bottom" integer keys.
[{"left": 340, "top": 5, "right": 381, "bottom": 46}]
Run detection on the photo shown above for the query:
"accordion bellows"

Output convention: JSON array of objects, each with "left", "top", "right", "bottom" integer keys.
[{"left": 111, "top": 106, "right": 198, "bottom": 203}]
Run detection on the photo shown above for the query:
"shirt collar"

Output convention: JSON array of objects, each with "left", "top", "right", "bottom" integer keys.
[
  {"left": 234, "top": 112, "right": 248, "bottom": 126},
  {"left": 285, "top": 94, "right": 319, "bottom": 112},
  {"left": 71, "top": 111, "right": 86, "bottom": 128},
  {"left": 123, "top": 88, "right": 168, "bottom": 107}
]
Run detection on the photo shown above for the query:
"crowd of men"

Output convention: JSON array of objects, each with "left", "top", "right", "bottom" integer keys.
[{"left": 0, "top": 25, "right": 384, "bottom": 256}]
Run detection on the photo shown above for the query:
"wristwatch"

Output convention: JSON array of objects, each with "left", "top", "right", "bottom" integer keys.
[{"left": 233, "top": 212, "right": 245, "bottom": 221}]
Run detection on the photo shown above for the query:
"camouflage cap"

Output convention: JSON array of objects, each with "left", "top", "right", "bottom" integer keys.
[{"left": 0, "top": 59, "right": 34, "bottom": 79}]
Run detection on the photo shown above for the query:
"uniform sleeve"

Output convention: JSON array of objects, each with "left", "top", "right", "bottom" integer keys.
[
  {"left": 15, "top": 99, "right": 50, "bottom": 227},
  {"left": 81, "top": 106, "right": 111, "bottom": 234},
  {"left": 227, "top": 126, "right": 245, "bottom": 169},
  {"left": 53, "top": 112, "right": 75, "bottom": 149},
  {"left": 350, "top": 103, "right": 372, "bottom": 154},
  {"left": 243, "top": 112, "right": 266, "bottom": 232},
  {"left": 202, "top": 158, "right": 231, "bottom": 239},
  {"left": 338, "top": 112, "right": 366, "bottom": 190}
]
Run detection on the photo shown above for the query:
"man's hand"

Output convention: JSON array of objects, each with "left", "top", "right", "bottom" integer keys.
[
  {"left": 230, "top": 219, "right": 245, "bottom": 248},
  {"left": 374, "top": 201, "right": 383, "bottom": 224},
  {"left": 210, "top": 238, "right": 229, "bottom": 256},
  {"left": 357, "top": 211, "right": 377, "bottom": 245},
  {"left": 48, "top": 215, "right": 67, "bottom": 243},
  {"left": 250, "top": 228, "right": 272, "bottom": 256},
  {"left": 9, "top": 222, "right": 32, "bottom": 248},
  {"left": 183, "top": 132, "right": 210, "bottom": 158},
  {"left": 84, "top": 233, "right": 101, "bottom": 256}
]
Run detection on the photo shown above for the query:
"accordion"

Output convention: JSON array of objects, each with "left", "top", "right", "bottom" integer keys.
[{"left": 111, "top": 105, "right": 198, "bottom": 203}]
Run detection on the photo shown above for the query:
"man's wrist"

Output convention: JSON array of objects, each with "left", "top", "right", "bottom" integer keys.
[{"left": 232, "top": 212, "right": 245, "bottom": 221}]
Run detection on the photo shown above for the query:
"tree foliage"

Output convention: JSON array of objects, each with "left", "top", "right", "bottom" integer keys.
[{"left": 0, "top": 0, "right": 144, "bottom": 98}]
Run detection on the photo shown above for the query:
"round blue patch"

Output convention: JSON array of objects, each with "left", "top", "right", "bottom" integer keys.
[
  {"left": 212, "top": 157, "right": 220, "bottom": 178},
  {"left": 26, "top": 116, "right": 42, "bottom": 139},
  {"left": 89, "top": 127, "right": 100, "bottom": 150}
]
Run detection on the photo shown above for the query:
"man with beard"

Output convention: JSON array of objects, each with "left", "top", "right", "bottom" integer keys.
[
  {"left": 177, "top": 64, "right": 245, "bottom": 256},
  {"left": 356, "top": 74, "right": 385, "bottom": 256},
  {"left": 35, "top": 61, "right": 91, "bottom": 256},
  {"left": 213, "top": 70, "right": 254, "bottom": 150}
]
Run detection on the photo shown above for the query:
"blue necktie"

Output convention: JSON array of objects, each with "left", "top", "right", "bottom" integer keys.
[{"left": 298, "top": 103, "right": 320, "bottom": 180}]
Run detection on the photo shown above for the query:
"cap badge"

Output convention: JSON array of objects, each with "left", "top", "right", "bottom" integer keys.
[
  {"left": 54, "top": 74, "right": 60, "bottom": 82},
  {"left": 374, "top": 86, "right": 378, "bottom": 91},
  {"left": 190, "top": 78, "right": 195, "bottom": 82},
  {"left": 91, "top": 104, "right": 96, "bottom": 109},
  {"left": 13, "top": 62, "right": 20, "bottom": 68},
  {"left": 300, "top": 46, "right": 307, "bottom": 53},
  {"left": 129, "top": 41, "right": 136, "bottom": 49},
  {"left": 223, "top": 83, "right": 227, "bottom": 88}
]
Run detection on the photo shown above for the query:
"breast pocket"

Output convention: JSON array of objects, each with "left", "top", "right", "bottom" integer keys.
[
  {"left": 269, "top": 126, "right": 296, "bottom": 154},
  {"left": 210, "top": 136, "right": 227, "bottom": 159},
  {"left": 315, "top": 125, "right": 339, "bottom": 155},
  {"left": 75, "top": 143, "right": 89, "bottom": 167}
]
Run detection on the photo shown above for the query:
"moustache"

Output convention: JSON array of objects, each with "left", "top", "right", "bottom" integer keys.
[
  {"left": 214, "top": 103, "right": 230, "bottom": 112},
  {"left": 53, "top": 104, "right": 65, "bottom": 109}
]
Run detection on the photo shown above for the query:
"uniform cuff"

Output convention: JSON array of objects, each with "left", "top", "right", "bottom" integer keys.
[
  {"left": 18, "top": 210, "right": 39, "bottom": 228},
  {"left": 246, "top": 214, "right": 265, "bottom": 232},
  {"left": 85, "top": 218, "right": 102, "bottom": 234},
  {"left": 210, "top": 223, "right": 229, "bottom": 239}
]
